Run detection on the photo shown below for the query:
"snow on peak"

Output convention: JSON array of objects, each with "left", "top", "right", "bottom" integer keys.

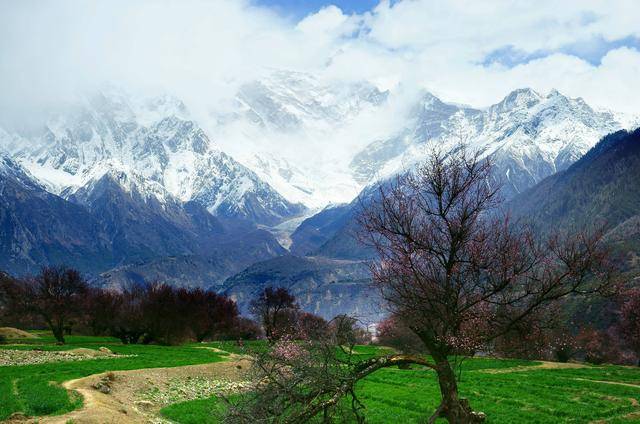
[
  {"left": 2, "top": 88, "right": 304, "bottom": 225},
  {"left": 352, "top": 88, "right": 626, "bottom": 197},
  {"left": 493, "top": 88, "right": 543, "bottom": 111}
]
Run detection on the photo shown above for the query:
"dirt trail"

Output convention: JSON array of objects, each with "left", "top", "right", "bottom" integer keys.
[
  {"left": 22, "top": 353, "right": 251, "bottom": 424},
  {"left": 573, "top": 377, "right": 640, "bottom": 390}
]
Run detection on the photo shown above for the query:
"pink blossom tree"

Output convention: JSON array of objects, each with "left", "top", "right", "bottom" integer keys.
[{"left": 358, "top": 148, "right": 618, "bottom": 422}]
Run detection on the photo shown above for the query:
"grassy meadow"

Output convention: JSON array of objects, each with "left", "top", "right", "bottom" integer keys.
[
  {"left": 160, "top": 357, "right": 640, "bottom": 423},
  {"left": 1, "top": 334, "right": 640, "bottom": 422}
]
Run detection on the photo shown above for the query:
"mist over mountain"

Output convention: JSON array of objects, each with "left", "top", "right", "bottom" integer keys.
[{"left": 0, "top": 70, "right": 638, "bottom": 319}]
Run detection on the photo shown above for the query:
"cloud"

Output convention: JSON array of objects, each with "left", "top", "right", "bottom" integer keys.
[{"left": 0, "top": 0, "right": 639, "bottom": 128}]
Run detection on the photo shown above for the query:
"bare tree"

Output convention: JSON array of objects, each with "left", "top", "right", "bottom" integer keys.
[
  {"left": 250, "top": 287, "right": 298, "bottom": 341},
  {"left": 356, "top": 148, "right": 618, "bottom": 422},
  {"left": 109, "top": 283, "right": 146, "bottom": 344},
  {"left": 20, "top": 266, "right": 89, "bottom": 344},
  {"left": 179, "top": 287, "right": 239, "bottom": 342},
  {"left": 225, "top": 316, "right": 431, "bottom": 424}
]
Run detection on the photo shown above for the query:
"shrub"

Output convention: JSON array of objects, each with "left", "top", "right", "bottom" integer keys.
[{"left": 376, "top": 316, "right": 426, "bottom": 353}]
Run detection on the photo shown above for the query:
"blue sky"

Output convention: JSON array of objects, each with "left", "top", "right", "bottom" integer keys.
[
  {"left": 483, "top": 36, "right": 640, "bottom": 68},
  {"left": 255, "top": 1, "right": 639, "bottom": 69},
  {"left": 254, "top": 0, "right": 380, "bottom": 19}
]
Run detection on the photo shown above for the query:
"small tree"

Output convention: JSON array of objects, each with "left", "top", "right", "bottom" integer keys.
[
  {"left": 0, "top": 272, "right": 19, "bottom": 325},
  {"left": 21, "top": 266, "right": 89, "bottom": 344},
  {"left": 297, "top": 311, "right": 329, "bottom": 341},
  {"left": 85, "top": 288, "right": 121, "bottom": 336},
  {"left": 250, "top": 287, "right": 298, "bottom": 341},
  {"left": 229, "top": 317, "right": 263, "bottom": 340},
  {"left": 109, "top": 283, "right": 146, "bottom": 344},
  {"left": 330, "top": 315, "right": 371, "bottom": 346}
]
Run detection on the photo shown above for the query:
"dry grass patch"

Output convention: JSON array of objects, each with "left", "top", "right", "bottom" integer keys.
[{"left": 0, "top": 327, "right": 39, "bottom": 339}]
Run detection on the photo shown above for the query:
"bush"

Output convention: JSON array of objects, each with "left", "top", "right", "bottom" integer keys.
[
  {"left": 576, "top": 327, "right": 626, "bottom": 365},
  {"left": 376, "top": 316, "right": 426, "bottom": 353}
]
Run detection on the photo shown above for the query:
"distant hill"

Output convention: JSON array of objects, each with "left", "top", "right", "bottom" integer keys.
[
  {"left": 509, "top": 128, "right": 640, "bottom": 233},
  {"left": 509, "top": 128, "right": 640, "bottom": 268},
  {"left": 221, "top": 255, "right": 382, "bottom": 322}
]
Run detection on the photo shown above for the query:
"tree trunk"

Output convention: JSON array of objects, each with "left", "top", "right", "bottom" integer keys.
[
  {"left": 51, "top": 325, "right": 66, "bottom": 344},
  {"left": 430, "top": 352, "right": 485, "bottom": 423}
]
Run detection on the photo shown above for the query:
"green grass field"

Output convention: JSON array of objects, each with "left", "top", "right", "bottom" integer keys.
[
  {"left": 0, "top": 334, "right": 230, "bottom": 420},
  {"left": 2, "top": 334, "right": 640, "bottom": 423},
  {"left": 161, "top": 358, "right": 640, "bottom": 423}
]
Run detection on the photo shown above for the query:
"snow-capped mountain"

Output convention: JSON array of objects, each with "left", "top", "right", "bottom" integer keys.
[
  {"left": 351, "top": 88, "right": 629, "bottom": 197},
  {"left": 1, "top": 89, "right": 304, "bottom": 226},
  {"left": 0, "top": 154, "right": 113, "bottom": 275},
  {"left": 0, "top": 149, "right": 289, "bottom": 279},
  {"left": 212, "top": 70, "right": 389, "bottom": 208},
  {"left": 233, "top": 70, "right": 388, "bottom": 133}
]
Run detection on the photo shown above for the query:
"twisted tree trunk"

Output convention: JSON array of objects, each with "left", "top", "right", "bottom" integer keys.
[{"left": 429, "top": 351, "right": 485, "bottom": 424}]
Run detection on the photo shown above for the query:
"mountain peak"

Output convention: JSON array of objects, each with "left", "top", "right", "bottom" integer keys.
[
  {"left": 496, "top": 88, "right": 542, "bottom": 110},
  {"left": 418, "top": 91, "right": 447, "bottom": 110}
]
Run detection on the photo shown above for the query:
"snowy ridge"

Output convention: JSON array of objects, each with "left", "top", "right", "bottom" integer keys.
[
  {"left": 234, "top": 70, "right": 388, "bottom": 133},
  {"left": 0, "top": 154, "right": 45, "bottom": 193},
  {"left": 351, "top": 88, "right": 631, "bottom": 197},
  {"left": 2, "top": 75, "right": 638, "bottom": 229},
  {"left": 2, "top": 88, "right": 304, "bottom": 226},
  {"left": 212, "top": 70, "right": 389, "bottom": 208}
]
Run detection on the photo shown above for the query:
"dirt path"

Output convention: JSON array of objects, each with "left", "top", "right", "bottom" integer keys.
[
  {"left": 26, "top": 354, "right": 252, "bottom": 424},
  {"left": 573, "top": 377, "right": 640, "bottom": 390}
]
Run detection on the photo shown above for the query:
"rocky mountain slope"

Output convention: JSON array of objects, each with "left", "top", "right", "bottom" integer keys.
[
  {"left": 0, "top": 155, "right": 111, "bottom": 275},
  {"left": 509, "top": 128, "right": 640, "bottom": 244},
  {"left": 1, "top": 90, "right": 304, "bottom": 227},
  {"left": 0, "top": 153, "right": 287, "bottom": 280},
  {"left": 288, "top": 88, "right": 632, "bottom": 261}
]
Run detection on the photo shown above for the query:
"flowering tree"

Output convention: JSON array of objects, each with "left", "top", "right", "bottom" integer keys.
[
  {"left": 357, "top": 148, "right": 618, "bottom": 423},
  {"left": 226, "top": 149, "right": 618, "bottom": 424},
  {"left": 225, "top": 317, "right": 431, "bottom": 424}
]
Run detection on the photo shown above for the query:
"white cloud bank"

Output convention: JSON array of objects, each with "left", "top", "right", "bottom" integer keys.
[{"left": 1, "top": 0, "right": 639, "bottom": 122}]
